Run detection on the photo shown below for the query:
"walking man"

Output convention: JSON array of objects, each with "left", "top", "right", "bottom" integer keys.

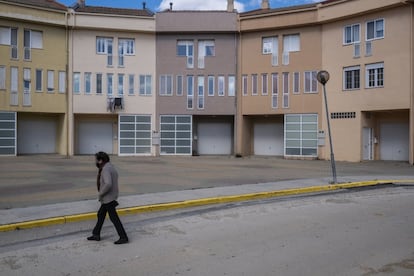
[{"left": 87, "top": 151, "right": 129, "bottom": 244}]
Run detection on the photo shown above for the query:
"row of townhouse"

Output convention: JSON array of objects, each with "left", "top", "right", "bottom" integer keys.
[{"left": 0, "top": 0, "right": 413, "bottom": 164}]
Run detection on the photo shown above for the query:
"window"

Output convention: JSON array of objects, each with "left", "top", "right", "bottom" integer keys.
[
  {"left": 343, "top": 66, "right": 360, "bottom": 90},
  {"left": 283, "top": 72, "right": 289, "bottom": 108},
  {"left": 176, "top": 75, "right": 183, "bottom": 96},
  {"left": 251, "top": 74, "right": 258, "bottom": 95},
  {"left": 263, "top": 36, "right": 278, "bottom": 66},
  {"left": 128, "top": 74, "right": 134, "bottom": 95},
  {"left": 343, "top": 24, "right": 360, "bottom": 44},
  {"left": 47, "top": 70, "right": 54, "bottom": 92},
  {"left": 10, "top": 67, "right": 18, "bottom": 105},
  {"left": 271, "top": 73, "right": 278, "bottom": 109},
  {"left": 283, "top": 34, "right": 300, "bottom": 52},
  {"left": 23, "top": 68, "right": 31, "bottom": 93},
  {"left": 354, "top": 43, "right": 360, "bottom": 58},
  {"left": 107, "top": 73, "right": 113, "bottom": 95},
  {"left": 23, "top": 29, "right": 42, "bottom": 49},
  {"left": 96, "top": 37, "right": 113, "bottom": 54},
  {"left": 23, "top": 30, "right": 42, "bottom": 60},
  {"left": 242, "top": 75, "right": 248, "bottom": 96},
  {"left": 0, "top": 66, "right": 5, "bottom": 90},
  {"left": 228, "top": 75, "right": 235, "bottom": 97},
  {"left": 283, "top": 34, "right": 300, "bottom": 65},
  {"left": 96, "top": 73, "right": 102, "bottom": 94},
  {"left": 118, "top": 74, "right": 124, "bottom": 96},
  {"left": 35, "top": 69, "right": 42, "bottom": 92},
  {"left": 73, "top": 72, "right": 80, "bottom": 94},
  {"left": 84, "top": 72, "right": 91, "bottom": 94},
  {"left": 0, "top": 27, "right": 11, "bottom": 45},
  {"left": 118, "top": 39, "right": 135, "bottom": 67},
  {"left": 197, "top": 76, "right": 204, "bottom": 109},
  {"left": 96, "top": 37, "right": 113, "bottom": 66},
  {"left": 218, "top": 76, "right": 225, "bottom": 96},
  {"left": 366, "top": 63, "right": 384, "bottom": 88},
  {"left": 23, "top": 68, "right": 31, "bottom": 106},
  {"left": 159, "top": 75, "right": 173, "bottom": 96},
  {"left": 304, "top": 71, "right": 317, "bottom": 93},
  {"left": 293, "top": 72, "right": 300, "bottom": 94},
  {"left": 23, "top": 30, "right": 30, "bottom": 60},
  {"left": 118, "top": 39, "right": 135, "bottom": 55},
  {"left": 198, "top": 40, "right": 215, "bottom": 68},
  {"left": 139, "top": 75, "right": 152, "bottom": 95},
  {"left": 366, "top": 19, "right": 384, "bottom": 40},
  {"left": 208, "top": 75, "right": 215, "bottom": 96},
  {"left": 59, "top": 71, "right": 66, "bottom": 93},
  {"left": 177, "top": 40, "right": 194, "bottom": 68},
  {"left": 187, "top": 75, "right": 194, "bottom": 109},
  {"left": 11, "top": 28, "right": 17, "bottom": 59},
  {"left": 0, "top": 27, "right": 17, "bottom": 59},
  {"left": 11, "top": 67, "right": 18, "bottom": 92},
  {"left": 261, "top": 73, "right": 268, "bottom": 95}
]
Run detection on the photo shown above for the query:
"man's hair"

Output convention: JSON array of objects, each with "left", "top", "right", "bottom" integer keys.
[{"left": 95, "top": 151, "right": 110, "bottom": 163}]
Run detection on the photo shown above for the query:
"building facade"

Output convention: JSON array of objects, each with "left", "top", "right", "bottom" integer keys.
[
  {"left": 0, "top": 0, "right": 68, "bottom": 155},
  {"left": 0, "top": 0, "right": 413, "bottom": 165},
  {"left": 237, "top": 0, "right": 414, "bottom": 164},
  {"left": 67, "top": 1, "right": 156, "bottom": 156},
  {"left": 156, "top": 8, "right": 238, "bottom": 155},
  {"left": 238, "top": 3, "right": 323, "bottom": 159},
  {"left": 319, "top": 0, "right": 414, "bottom": 163}
]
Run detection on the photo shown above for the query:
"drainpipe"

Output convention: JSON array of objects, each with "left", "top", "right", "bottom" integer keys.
[{"left": 65, "top": 10, "right": 70, "bottom": 157}]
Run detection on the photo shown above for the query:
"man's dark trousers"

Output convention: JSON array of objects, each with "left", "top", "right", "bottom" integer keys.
[{"left": 92, "top": 200, "right": 127, "bottom": 239}]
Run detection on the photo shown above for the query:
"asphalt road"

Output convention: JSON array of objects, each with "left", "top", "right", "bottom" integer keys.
[
  {"left": 1, "top": 185, "right": 414, "bottom": 275},
  {"left": 0, "top": 155, "right": 413, "bottom": 208}
]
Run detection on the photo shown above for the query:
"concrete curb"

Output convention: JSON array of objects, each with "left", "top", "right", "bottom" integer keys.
[{"left": 1, "top": 179, "right": 413, "bottom": 232}]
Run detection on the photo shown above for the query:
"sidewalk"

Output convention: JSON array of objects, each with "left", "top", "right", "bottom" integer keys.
[{"left": 1, "top": 175, "right": 413, "bottom": 232}]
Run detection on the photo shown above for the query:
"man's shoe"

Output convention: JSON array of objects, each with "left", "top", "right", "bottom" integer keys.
[
  {"left": 114, "top": 238, "right": 128, "bottom": 244},
  {"left": 87, "top": 235, "right": 101, "bottom": 241}
]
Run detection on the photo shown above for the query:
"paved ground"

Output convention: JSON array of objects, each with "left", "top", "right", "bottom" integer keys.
[{"left": 0, "top": 155, "right": 413, "bottom": 209}]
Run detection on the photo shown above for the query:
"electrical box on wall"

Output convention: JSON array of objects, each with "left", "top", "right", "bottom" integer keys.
[{"left": 318, "top": 130, "right": 325, "bottom": 146}]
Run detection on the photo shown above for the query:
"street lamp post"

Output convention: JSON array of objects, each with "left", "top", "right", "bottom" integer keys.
[{"left": 317, "top": 70, "right": 337, "bottom": 184}]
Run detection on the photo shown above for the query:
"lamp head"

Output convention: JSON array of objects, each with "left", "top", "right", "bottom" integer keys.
[{"left": 317, "top": 70, "right": 330, "bottom": 85}]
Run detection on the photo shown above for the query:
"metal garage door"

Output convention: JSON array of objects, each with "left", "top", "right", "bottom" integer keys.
[
  {"left": 380, "top": 123, "right": 409, "bottom": 161},
  {"left": 160, "top": 115, "right": 192, "bottom": 155},
  {"left": 198, "top": 122, "right": 232, "bottom": 155},
  {"left": 77, "top": 122, "right": 113, "bottom": 154},
  {"left": 119, "top": 115, "right": 151, "bottom": 155},
  {"left": 18, "top": 117, "right": 57, "bottom": 154},
  {"left": 0, "top": 112, "right": 16, "bottom": 155},
  {"left": 254, "top": 123, "right": 284, "bottom": 156}
]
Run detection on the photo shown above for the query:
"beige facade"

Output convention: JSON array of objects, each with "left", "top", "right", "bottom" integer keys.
[
  {"left": 67, "top": 6, "right": 156, "bottom": 155},
  {"left": 320, "top": 0, "right": 413, "bottom": 163},
  {"left": 0, "top": 0, "right": 68, "bottom": 155},
  {"left": 237, "top": 0, "right": 414, "bottom": 164}
]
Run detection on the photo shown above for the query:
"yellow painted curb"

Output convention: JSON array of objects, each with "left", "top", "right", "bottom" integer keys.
[{"left": 1, "top": 179, "right": 413, "bottom": 232}]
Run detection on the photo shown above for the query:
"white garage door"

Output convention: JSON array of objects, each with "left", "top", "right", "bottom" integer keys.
[
  {"left": 77, "top": 122, "right": 113, "bottom": 155},
  {"left": 198, "top": 122, "right": 232, "bottom": 155},
  {"left": 380, "top": 123, "right": 409, "bottom": 161},
  {"left": 254, "top": 123, "right": 284, "bottom": 156},
  {"left": 18, "top": 118, "right": 57, "bottom": 154}
]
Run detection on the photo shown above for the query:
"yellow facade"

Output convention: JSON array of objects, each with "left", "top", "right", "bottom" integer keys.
[{"left": 0, "top": 1, "right": 68, "bottom": 154}]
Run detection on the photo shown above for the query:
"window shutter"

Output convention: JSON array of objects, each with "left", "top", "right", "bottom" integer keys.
[
  {"left": 31, "top": 31, "right": 43, "bottom": 49},
  {"left": 0, "top": 27, "right": 11, "bottom": 45}
]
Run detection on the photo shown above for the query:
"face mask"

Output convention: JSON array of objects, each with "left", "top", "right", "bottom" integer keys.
[{"left": 96, "top": 162, "right": 101, "bottom": 169}]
